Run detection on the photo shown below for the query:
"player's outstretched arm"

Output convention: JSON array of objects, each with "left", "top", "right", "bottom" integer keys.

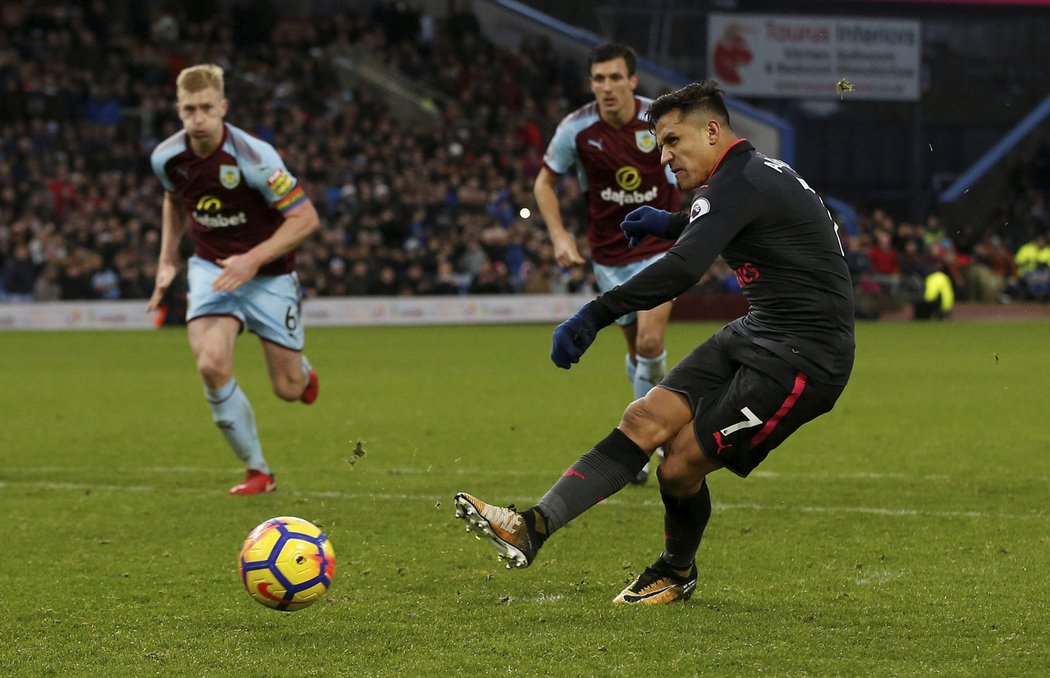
[
  {"left": 148, "top": 191, "right": 190, "bottom": 312},
  {"left": 534, "top": 168, "right": 584, "bottom": 267},
  {"left": 213, "top": 200, "right": 320, "bottom": 293}
]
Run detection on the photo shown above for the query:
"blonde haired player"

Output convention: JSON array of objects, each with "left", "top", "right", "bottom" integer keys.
[{"left": 148, "top": 64, "right": 321, "bottom": 494}]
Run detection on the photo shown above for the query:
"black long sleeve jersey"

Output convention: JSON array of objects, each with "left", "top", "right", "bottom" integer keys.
[{"left": 593, "top": 140, "right": 855, "bottom": 385}]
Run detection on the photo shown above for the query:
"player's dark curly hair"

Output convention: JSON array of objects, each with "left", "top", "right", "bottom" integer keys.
[
  {"left": 589, "top": 42, "right": 637, "bottom": 76},
  {"left": 647, "top": 80, "right": 732, "bottom": 130}
]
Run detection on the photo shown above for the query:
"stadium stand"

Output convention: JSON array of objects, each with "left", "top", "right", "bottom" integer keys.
[
  {"left": 0, "top": 0, "right": 1046, "bottom": 323},
  {"left": 0, "top": 1, "right": 601, "bottom": 305}
]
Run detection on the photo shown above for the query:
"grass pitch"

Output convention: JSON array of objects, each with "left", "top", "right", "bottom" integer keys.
[{"left": 1, "top": 319, "right": 1047, "bottom": 676}]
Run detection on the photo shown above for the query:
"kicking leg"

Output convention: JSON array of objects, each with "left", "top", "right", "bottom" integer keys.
[{"left": 454, "top": 383, "right": 692, "bottom": 568}]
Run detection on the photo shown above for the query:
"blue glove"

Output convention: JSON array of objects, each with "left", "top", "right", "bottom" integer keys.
[
  {"left": 620, "top": 206, "right": 672, "bottom": 247},
  {"left": 551, "top": 302, "right": 603, "bottom": 369}
]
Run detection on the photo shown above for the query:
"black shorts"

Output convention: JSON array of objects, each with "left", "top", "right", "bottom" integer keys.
[{"left": 660, "top": 325, "right": 846, "bottom": 477}]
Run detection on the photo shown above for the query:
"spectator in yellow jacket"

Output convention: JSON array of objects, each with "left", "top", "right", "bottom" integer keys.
[{"left": 1015, "top": 233, "right": 1050, "bottom": 300}]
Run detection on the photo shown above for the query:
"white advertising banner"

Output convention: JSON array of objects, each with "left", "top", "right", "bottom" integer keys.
[
  {"left": 300, "top": 295, "right": 589, "bottom": 327},
  {"left": 0, "top": 300, "right": 155, "bottom": 331},
  {"left": 0, "top": 295, "right": 593, "bottom": 331},
  {"left": 708, "top": 13, "right": 921, "bottom": 101}
]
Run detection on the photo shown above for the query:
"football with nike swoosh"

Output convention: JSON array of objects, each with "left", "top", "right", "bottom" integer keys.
[{"left": 238, "top": 516, "right": 336, "bottom": 611}]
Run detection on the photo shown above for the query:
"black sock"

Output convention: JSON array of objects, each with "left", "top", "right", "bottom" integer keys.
[
  {"left": 660, "top": 478, "right": 712, "bottom": 570},
  {"left": 534, "top": 428, "right": 649, "bottom": 536},
  {"left": 521, "top": 506, "right": 548, "bottom": 549}
]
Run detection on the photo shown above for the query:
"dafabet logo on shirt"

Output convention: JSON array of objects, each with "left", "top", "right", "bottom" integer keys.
[
  {"left": 615, "top": 166, "right": 642, "bottom": 191},
  {"left": 193, "top": 195, "right": 247, "bottom": 229}
]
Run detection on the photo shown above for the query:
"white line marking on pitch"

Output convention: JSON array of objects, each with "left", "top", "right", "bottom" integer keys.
[
  {"left": 3, "top": 466, "right": 1012, "bottom": 484},
  {"left": 0, "top": 479, "right": 1044, "bottom": 522}
]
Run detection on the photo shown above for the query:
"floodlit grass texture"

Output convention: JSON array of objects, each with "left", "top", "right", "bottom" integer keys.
[{"left": 1, "top": 320, "right": 1047, "bottom": 676}]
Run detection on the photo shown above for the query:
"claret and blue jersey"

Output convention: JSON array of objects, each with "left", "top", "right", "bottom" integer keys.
[
  {"left": 150, "top": 123, "right": 307, "bottom": 277},
  {"left": 543, "top": 96, "right": 680, "bottom": 266}
]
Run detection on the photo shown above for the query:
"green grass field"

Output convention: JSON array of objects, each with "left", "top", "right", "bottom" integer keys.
[{"left": 1, "top": 319, "right": 1047, "bottom": 676}]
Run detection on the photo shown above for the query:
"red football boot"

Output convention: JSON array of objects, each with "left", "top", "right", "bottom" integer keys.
[
  {"left": 229, "top": 469, "right": 276, "bottom": 495},
  {"left": 300, "top": 368, "right": 319, "bottom": 404}
]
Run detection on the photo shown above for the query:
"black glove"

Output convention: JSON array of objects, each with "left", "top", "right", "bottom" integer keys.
[
  {"left": 620, "top": 206, "right": 673, "bottom": 247},
  {"left": 551, "top": 301, "right": 605, "bottom": 369}
]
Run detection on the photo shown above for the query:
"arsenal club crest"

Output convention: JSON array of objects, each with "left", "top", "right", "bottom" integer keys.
[
  {"left": 635, "top": 130, "right": 656, "bottom": 153},
  {"left": 219, "top": 164, "right": 241, "bottom": 189}
]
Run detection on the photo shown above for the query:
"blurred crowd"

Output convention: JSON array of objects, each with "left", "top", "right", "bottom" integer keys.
[
  {"left": 0, "top": 0, "right": 597, "bottom": 307},
  {"left": 845, "top": 136, "right": 1050, "bottom": 319},
  {"left": 1, "top": 0, "right": 1048, "bottom": 320}
]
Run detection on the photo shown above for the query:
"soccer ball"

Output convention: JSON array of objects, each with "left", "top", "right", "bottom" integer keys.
[{"left": 238, "top": 516, "right": 336, "bottom": 611}]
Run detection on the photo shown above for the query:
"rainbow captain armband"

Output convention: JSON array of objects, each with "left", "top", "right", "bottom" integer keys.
[
  {"left": 267, "top": 168, "right": 307, "bottom": 213},
  {"left": 274, "top": 184, "right": 306, "bottom": 213}
]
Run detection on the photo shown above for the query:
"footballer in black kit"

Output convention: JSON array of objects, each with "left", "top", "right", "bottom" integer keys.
[
  {"left": 589, "top": 138, "right": 855, "bottom": 476},
  {"left": 454, "top": 80, "right": 856, "bottom": 605}
]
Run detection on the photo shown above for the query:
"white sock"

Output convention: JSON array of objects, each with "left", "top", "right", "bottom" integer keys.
[
  {"left": 205, "top": 379, "right": 269, "bottom": 474},
  {"left": 300, "top": 354, "right": 312, "bottom": 391},
  {"left": 633, "top": 351, "right": 668, "bottom": 400}
]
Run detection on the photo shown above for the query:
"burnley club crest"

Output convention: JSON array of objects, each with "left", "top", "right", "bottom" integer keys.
[
  {"left": 635, "top": 130, "right": 656, "bottom": 153},
  {"left": 219, "top": 164, "right": 241, "bottom": 189}
]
